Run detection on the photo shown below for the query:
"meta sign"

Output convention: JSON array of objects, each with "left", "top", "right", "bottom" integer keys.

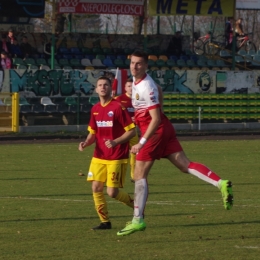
[{"left": 149, "top": 0, "right": 235, "bottom": 17}]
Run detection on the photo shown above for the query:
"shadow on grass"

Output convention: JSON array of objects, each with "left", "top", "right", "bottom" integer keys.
[
  {"left": 149, "top": 183, "right": 209, "bottom": 186},
  {"left": 149, "top": 190, "right": 212, "bottom": 195},
  {"left": 0, "top": 216, "right": 92, "bottom": 223},
  {"left": 0, "top": 177, "right": 81, "bottom": 180},
  {"left": 0, "top": 211, "right": 152, "bottom": 223},
  {"left": 0, "top": 194, "right": 91, "bottom": 198},
  {"left": 178, "top": 220, "right": 260, "bottom": 227}
]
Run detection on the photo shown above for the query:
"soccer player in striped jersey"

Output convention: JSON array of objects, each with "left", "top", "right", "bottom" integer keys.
[
  {"left": 117, "top": 51, "right": 233, "bottom": 236},
  {"left": 115, "top": 78, "right": 139, "bottom": 182},
  {"left": 79, "top": 76, "right": 136, "bottom": 230}
]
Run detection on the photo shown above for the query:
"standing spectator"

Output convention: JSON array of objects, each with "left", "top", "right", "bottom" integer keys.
[
  {"left": 44, "top": 38, "right": 57, "bottom": 59},
  {"left": 225, "top": 17, "right": 233, "bottom": 50},
  {"left": 117, "top": 51, "right": 233, "bottom": 236},
  {"left": 167, "top": 31, "right": 184, "bottom": 57},
  {"left": 20, "top": 36, "right": 34, "bottom": 58},
  {"left": 0, "top": 34, "right": 11, "bottom": 54},
  {"left": 1, "top": 50, "right": 12, "bottom": 69},
  {"left": 10, "top": 38, "right": 23, "bottom": 58},
  {"left": 78, "top": 76, "right": 136, "bottom": 230},
  {"left": 235, "top": 18, "right": 244, "bottom": 36},
  {"left": 7, "top": 29, "right": 15, "bottom": 44}
]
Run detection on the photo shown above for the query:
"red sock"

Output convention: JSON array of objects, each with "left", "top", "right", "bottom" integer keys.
[{"left": 188, "top": 162, "right": 221, "bottom": 187}]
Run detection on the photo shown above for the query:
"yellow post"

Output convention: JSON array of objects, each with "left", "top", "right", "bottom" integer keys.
[{"left": 12, "top": 92, "right": 19, "bottom": 132}]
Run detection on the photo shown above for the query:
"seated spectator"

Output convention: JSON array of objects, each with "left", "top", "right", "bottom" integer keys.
[
  {"left": 20, "top": 36, "right": 34, "bottom": 58},
  {"left": 44, "top": 38, "right": 57, "bottom": 58},
  {"left": 0, "top": 34, "right": 11, "bottom": 53},
  {"left": 7, "top": 28, "right": 15, "bottom": 44},
  {"left": 10, "top": 38, "right": 23, "bottom": 58},
  {"left": 167, "top": 31, "right": 184, "bottom": 57},
  {"left": 0, "top": 50, "right": 12, "bottom": 69}
]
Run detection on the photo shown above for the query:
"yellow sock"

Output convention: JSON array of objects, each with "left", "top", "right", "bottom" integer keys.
[
  {"left": 130, "top": 152, "right": 136, "bottom": 180},
  {"left": 93, "top": 192, "right": 110, "bottom": 223},
  {"left": 115, "top": 190, "right": 134, "bottom": 209}
]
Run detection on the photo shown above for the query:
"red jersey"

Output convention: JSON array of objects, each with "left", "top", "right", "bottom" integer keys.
[
  {"left": 115, "top": 93, "right": 135, "bottom": 118},
  {"left": 88, "top": 99, "right": 135, "bottom": 161},
  {"left": 132, "top": 73, "right": 169, "bottom": 134}
]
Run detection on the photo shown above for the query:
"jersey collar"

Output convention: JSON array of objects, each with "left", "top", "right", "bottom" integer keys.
[{"left": 134, "top": 73, "right": 147, "bottom": 85}]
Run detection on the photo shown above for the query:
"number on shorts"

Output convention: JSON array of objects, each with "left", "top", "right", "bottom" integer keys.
[{"left": 111, "top": 172, "right": 119, "bottom": 181}]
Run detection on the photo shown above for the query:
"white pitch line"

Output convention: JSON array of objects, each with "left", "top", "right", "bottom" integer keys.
[
  {"left": 235, "top": 245, "right": 259, "bottom": 249},
  {"left": 0, "top": 196, "right": 259, "bottom": 207}
]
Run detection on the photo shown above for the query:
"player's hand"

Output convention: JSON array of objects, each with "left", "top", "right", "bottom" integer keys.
[
  {"left": 131, "top": 143, "right": 143, "bottom": 154},
  {"left": 78, "top": 142, "right": 86, "bottom": 152},
  {"left": 105, "top": 139, "right": 116, "bottom": 148}
]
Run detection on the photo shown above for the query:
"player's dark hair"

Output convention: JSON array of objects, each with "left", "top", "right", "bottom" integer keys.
[
  {"left": 97, "top": 76, "right": 111, "bottom": 87},
  {"left": 131, "top": 50, "right": 148, "bottom": 63},
  {"left": 125, "top": 78, "right": 133, "bottom": 83}
]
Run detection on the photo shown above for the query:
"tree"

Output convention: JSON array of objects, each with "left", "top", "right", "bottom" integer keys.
[{"left": 133, "top": 16, "right": 144, "bottom": 34}]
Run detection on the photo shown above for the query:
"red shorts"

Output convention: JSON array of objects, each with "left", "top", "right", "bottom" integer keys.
[{"left": 136, "top": 122, "right": 183, "bottom": 161}]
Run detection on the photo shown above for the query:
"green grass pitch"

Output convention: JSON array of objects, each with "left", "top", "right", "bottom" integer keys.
[{"left": 0, "top": 139, "right": 260, "bottom": 260}]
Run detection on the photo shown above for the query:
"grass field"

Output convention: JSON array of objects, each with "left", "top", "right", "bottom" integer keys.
[{"left": 0, "top": 139, "right": 260, "bottom": 260}]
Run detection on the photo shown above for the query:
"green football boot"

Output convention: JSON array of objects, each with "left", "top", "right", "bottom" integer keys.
[
  {"left": 220, "top": 180, "right": 233, "bottom": 210},
  {"left": 117, "top": 219, "right": 146, "bottom": 236}
]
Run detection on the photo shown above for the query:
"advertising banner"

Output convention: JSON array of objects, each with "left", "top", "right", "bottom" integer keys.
[
  {"left": 0, "top": 0, "right": 45, "bottom": 18},
  {"left": 148, "top": 0, "right": 235, "bottom": 17},
  {"left": 236, "top": 0, "right": 260, "bottom": 10},
  {"left": 58, "top": 0, "right": 145, "bottom": 16}
]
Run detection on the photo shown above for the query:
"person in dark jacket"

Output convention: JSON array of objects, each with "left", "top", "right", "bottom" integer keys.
[{"left": 20, "top": 36, "right": 34, "bottom": 58}]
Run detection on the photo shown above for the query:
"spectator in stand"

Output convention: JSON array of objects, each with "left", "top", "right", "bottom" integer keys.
[
  {"left": 0, "top": 34, "right": 11, "bottom": 54},
  {"left": 235, "top": 18, "right": 244, "bottom": 36},
  {"left": 44, "top": 38, "right": 57, "bottom": 59},
  {"left": 167, "top": 31, "right": 184, "bottom": 57},
  {"left": 10, "top": 38, "right": 23, "bottom": 58},
  {"left": 7, "top": 29, "right": 15, "bottom": 44},
  {"left": 1, "top": 50, "right": 12, "bottom": 69},
  {"left": 225, "top": 17, "right": 233, "bottom": 51},
  {"left": 20, "top": 36, "right": 34, "bottom": 58}
]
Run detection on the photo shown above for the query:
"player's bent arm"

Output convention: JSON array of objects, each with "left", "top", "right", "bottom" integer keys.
[
  {"left": 112, "top": 127, "right": 136, "bottom": 146},
  {"left": 78, "top": 133, "right": 96, "bottom": 151},
  {"left": 156, "top": 84, "right": 163, "bottom": 106},
  {"left": 141, "top": 107, "right": 161, "bottom": 142},
  {"left": 130, "top": 108, "right": 161, "bottom": 153}
]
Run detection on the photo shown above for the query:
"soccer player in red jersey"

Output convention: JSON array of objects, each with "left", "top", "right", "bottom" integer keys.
[
  {"left": 79, "top": 76, "right": 136, "bottom": 230},
  {"left": 117, "top": 51, "right": 233, "bottom": 236},
  {"left": 115, "top": 78, "right": 139, "bottom": 182}
]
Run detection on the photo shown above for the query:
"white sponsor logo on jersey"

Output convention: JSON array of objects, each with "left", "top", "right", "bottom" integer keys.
[{"left": 97, "top": 121, "right": 113, "bottom": 127}]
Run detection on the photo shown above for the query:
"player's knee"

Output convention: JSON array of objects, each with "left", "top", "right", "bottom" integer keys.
[
  {"left": 106, "top": 188, "right": 118, "bottom": 198},
  {"left": 92, "top": 182, "right": 103, "bottom": 193},
  {"left": 179, "top": 166, "right": 189, "bottom": 174}
]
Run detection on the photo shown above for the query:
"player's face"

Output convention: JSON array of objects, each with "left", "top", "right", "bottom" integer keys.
[
  {"left": 96, "top": 79, "right": 111, "bottom": 98},
  {"left": 125, "top": 82, "right": 132, "bottom": 96},
  {"left": 130, "top": 55, "right": 147, "bottom": 79}
]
